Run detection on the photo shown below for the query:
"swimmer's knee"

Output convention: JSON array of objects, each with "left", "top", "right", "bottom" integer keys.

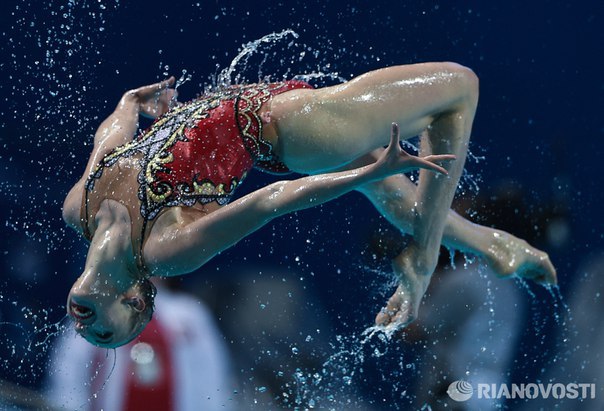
[
  {"left": 422, "top": 62, "right": 479, "bottom": 107},
  {"left": 445, "top": 62, "right": 479, "bottom": 105}
]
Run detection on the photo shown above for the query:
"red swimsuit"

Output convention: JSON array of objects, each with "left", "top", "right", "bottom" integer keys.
[
  {"left": 86, "top": 80, "right": 312, "bottom": 222},
  {"left": 81, "top": 80, "right": 311, "bottom": 273}
]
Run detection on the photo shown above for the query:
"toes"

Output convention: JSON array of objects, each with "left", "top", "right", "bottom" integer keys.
[
  {"left": 519, "top": 254, "right": 558, "bottom": 286},
  {"left": 375, "top": 309, "right": 391, "bottom": 326},
  {"left": 391, "top": 305, "right": 415, "bottom": 326},
  {"left": 535, "top": 270, "right": 557, "bottom": 287},
  {"left": 374, "top": 287, "right": 418, "bottom": 328},
  {"left": 375, "top": 292, "right": 401, "bottom": 326}
]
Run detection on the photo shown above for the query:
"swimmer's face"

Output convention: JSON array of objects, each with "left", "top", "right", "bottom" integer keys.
[{"left": 67, "top": 279, "right": 152, "bottom": 348}]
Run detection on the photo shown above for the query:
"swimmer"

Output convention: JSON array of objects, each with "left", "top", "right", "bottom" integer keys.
[{"left": 62, "top": 63, "right": 556, "bottom": 347}]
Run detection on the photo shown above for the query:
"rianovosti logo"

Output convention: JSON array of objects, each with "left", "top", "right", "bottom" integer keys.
[
  {"left": 446, "top": 380, "right": 596, "bottom": 401},
  {"left": 447, "top": 380, "right": 474, "bottom": 401}
]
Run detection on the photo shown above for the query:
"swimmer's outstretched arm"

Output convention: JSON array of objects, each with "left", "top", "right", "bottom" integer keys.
[
  {"left": 63, "top": 78, "right": 176, "bottom": 229},
  {"left": 145, "top": 124, "right": 455, "bottom": 276}
]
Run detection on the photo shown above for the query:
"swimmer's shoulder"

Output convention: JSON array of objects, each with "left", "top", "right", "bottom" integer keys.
[{"left": 144, "top": 202, "right": 222, "bottom": 274}]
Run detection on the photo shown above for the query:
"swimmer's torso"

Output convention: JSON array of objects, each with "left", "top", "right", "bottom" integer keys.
[{"left": 76, "top": 81, "right": 312, "bottom": 268}]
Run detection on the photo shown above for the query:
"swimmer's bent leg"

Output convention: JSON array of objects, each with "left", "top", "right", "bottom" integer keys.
[
  {"left": 273, "top": 62, "right": 480, "bottom": 326},
  {"left": 272, "top": 63, "right": 474, "bottom": 172},
  {"left": 353, "top": 150, "right": 557, "bottom": 285},
  {"left": 378, "top": 74, "right": 478, "bottom": 327}
]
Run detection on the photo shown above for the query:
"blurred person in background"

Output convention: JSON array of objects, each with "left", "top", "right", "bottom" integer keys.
[{"left": 46, "top": 278, "right": 236, "bottom": 411}]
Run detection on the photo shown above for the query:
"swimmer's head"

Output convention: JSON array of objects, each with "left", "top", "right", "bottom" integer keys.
[{"left": 67, "top": 276, "right": 156, "bottom": 348}]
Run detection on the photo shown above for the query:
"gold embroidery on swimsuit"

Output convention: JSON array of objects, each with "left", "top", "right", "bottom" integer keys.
[{"left": 86, "top": 83, "right": 279, "bottom": 221}]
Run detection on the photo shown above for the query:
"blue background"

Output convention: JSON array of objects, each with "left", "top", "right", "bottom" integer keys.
[{"left": 0, "top": 0, "right": 603, "bottom": 407}]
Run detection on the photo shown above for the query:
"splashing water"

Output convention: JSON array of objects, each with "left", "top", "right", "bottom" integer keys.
[
  {"left": 514, "top": 276, "right": 537, "bottom": 299},
  {"left": 293, "top": 71, "right": 347, "bottom": 84},
  {"left": 281, "top": 326, "right": 402, "bottom": 409},
  {"left": 173, "top": 70, "right": 193, "bottom": 97},
  {"left": 274, "top": 255, "right": 582, "bottom": 409},
  {"left": 206, "top": 29, "right": 346, "bottom": 93},
  {"left": 216, "top": 29, "right": 299, "bottom": 88},
  {"left": 0, "top": 294, "right": 70, "bottom": 383},
  {"left": 544, "top": 284, "right": 573, "bottom": 326},
  {"left": 0, "top": 292, "right": 120, "bottom": 410}
]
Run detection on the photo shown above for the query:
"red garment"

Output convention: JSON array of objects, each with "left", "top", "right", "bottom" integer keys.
[
  {"left": 88, "top": 81, "right": 313, "bottom": 222},
  {"left": 87, "top": 316, "right": 174, "bottom": 411},
  {"left": 153, "top": 80, "right": 311, "bottom": 197},
  {"left": 81, "top": 80, "right": 313, "bottom": 268},
  {"left": 123, "top": 316, "right": 174, "bottom": 411}
]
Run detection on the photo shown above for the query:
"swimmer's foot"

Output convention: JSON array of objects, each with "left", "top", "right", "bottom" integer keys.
[
  {"left": 483, "top": 230, "right": 557, "bottom": 285},
  {"left": 375, "top": 249, "right": 433, "bottom": 329}
]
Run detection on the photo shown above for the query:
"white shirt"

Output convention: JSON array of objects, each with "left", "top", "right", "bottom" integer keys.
[{"left": 46, "top": 289, "right": 237, "bottom": 410}]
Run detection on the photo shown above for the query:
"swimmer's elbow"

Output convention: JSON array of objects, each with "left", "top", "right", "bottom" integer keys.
[
  {"left": 256, "top": 179, "right": 324, "bottom": 218},
  {"left": 62, "top": 205, "right": 82, "bottom": 234},
  {"left": 62, "top": 185, "right": 83, "bottom": 231},
  {"left": 62, "top": 208, "right": 76, "bottom": 230},
  {"left": 257, "top": 181, "right": 289, "bottom": 217}
]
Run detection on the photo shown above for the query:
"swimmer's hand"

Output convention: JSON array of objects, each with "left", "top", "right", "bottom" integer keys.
[
  {"left": 130, "top": 77, "right": 177, "bottom": 119},
  {"left": 371, "top": 123, "right": 455, "bottom": 178}
]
